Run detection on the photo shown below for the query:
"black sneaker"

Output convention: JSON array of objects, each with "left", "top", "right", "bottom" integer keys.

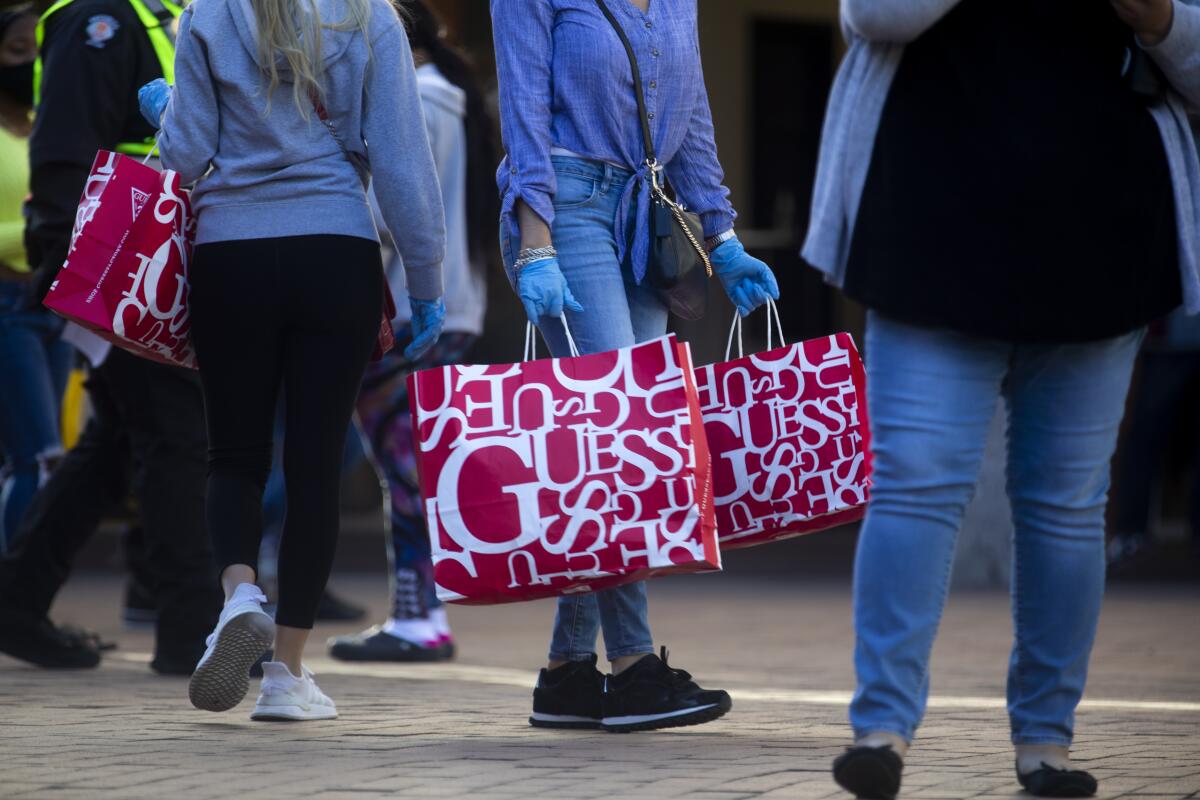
[
  {"left": 832, "top": 745, "right": 903, "bottom": 800},
  {"left": 0, "top": 609, "right": 101, "bottom": 669},
  {"left": 314, "top": 587, "right": 367, "bottom": 622},
  {"left": 529, "top": 655, "right": 604, "bottom": 729},
  {"left": 328, "top": 626, "right": 447, "bottom": 662},
  {"left": 601, "top": 647, "right": 731, "bottom": 732}
]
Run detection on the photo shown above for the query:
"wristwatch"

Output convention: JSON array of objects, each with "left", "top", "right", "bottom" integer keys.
[{"left": 704, "top": 229, "right": 736, "bottom": 252}]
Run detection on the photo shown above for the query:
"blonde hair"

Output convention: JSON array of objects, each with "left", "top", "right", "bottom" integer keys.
[{"left": 250, "top": 0, "right": 376, "bottom": 117}]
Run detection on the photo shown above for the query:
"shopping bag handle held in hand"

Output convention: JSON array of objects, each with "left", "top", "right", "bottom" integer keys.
[
  {"left": 524, "top": 317, "right": 580, "bottom": 362},
  {"left": 724, "top": 298, "right": 785, "bottom": 361}
]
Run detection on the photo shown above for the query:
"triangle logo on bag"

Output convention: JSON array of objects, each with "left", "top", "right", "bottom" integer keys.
[{"left": 131, "top": 188, "right": 151, "bottom": 221}]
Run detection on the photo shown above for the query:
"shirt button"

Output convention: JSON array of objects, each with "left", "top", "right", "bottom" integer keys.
[
  {"left": 652, "top": 48, "right": 660, "bottom": 57},
  {"left": 649, "top": 80, "right": 657, "bottom": 88},
  {"left": 645, "top": 21, "right": 652, "bottom": 28},
  {"left": 510, "top": 167, "right": 517, "bottom": 174},
  {"left": 647, "top": 112, "right": 655, "bottom": 119}
]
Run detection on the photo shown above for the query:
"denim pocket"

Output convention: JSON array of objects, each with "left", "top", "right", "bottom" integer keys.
[{"left": 552, "top": 171, "right": 600, "bottom": 210}]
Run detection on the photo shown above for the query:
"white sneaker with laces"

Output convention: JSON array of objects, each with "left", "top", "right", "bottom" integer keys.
[
  {"left": 250, "top": 661, "right": 338, "bottom": 721},
  {"left": 188, "top": 583, "right": 275, "bottom": 712}
]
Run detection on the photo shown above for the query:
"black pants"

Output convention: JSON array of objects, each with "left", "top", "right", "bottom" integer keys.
[
  {"left": 190, "top": 235, "right": 383, "bottom": 629},
  {"left": 0, "top": 349, "right": 220, "bottom": 662}
]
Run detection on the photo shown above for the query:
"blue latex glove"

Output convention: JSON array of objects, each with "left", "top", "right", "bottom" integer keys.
[
  {"left": 138, "top": 78, "right": 171, "bottom": 129},
  {"left": 516, "top": 257, "right": 583, "bottom": 323},
  {"left": 405, "top": 296, "right": 445, "bottom": 360},
  {"left": 710, "top": 237, "right": 780, "bottom": 317}
]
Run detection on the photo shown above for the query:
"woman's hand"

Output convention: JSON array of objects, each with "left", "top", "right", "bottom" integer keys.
[
  {"left": 405, "top": 296, "right": 445, "bottom": 360},
  {"left": 138, "top": 78, "right": 171, "bottom": 129},
  {"left": 516, "top": 257, "right": 583, "bottom": 323},
  {"left": 710, "top": 237, "right": 780, "bottom": 317},
  {"left": 1112, "top": 0, "right": 1175, "bottom": 46}
]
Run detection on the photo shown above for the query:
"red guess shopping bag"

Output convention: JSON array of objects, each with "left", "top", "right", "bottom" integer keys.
[
  {"left": 44, "top": 150, "right": 197, "bottom": 368},
  {"left": 409, "top": 326, "right": 720, "bottom": 605},
  {"left": 694, "top": 302, "right": 870, "bottom": 550}
]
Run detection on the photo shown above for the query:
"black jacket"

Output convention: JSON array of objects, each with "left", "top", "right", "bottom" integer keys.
[{"left": 26, "top": 0, "right": 162, "bottom": 304}]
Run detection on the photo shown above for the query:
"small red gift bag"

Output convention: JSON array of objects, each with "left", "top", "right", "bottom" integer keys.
[
  {"left": 694, "top": 301, "right": 871, "bottom": 550},
  {"left": 409, "top": 326, "right": 720, "bottom": 605}
]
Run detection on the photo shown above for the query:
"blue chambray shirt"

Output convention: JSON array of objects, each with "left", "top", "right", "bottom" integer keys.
[{"left": 491, "top": 0, "right": 736, "bottom": 282}]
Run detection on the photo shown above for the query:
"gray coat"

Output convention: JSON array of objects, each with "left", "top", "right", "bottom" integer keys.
[{"left": 803, "top": 0, "right": 1200, "bottom": 316}]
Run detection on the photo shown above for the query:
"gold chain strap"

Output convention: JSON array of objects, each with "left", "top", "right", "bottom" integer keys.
[{"left": 649, "top": 171, "right": 713, "bottom": 278}]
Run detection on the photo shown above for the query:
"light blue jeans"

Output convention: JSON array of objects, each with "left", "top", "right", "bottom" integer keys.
[
  {"left": 0, "top": 281, "right": 72, "bottom": 554},
  {"left": 852, "top": 312, "right": 1144, "bottom": 745},
  {"left": 501, "top": 156, "right": 664, "bottom": 662}
]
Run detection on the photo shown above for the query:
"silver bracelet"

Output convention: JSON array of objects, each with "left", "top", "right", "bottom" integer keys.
[
  {"left": 514, "top": 245, "right": 557, "bottom": 272},
  {"left": 704, "top": 229, "right": 736, "bottom": 253}
]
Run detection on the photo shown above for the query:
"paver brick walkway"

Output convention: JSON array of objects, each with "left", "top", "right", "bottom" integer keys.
[{"left": 2, "top": 574, "right": 1198, "bottom": 799}]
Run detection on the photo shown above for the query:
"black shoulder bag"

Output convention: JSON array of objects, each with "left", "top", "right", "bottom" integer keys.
[{"left": 594, "top": 0, "right": 712, "bottom": 320}]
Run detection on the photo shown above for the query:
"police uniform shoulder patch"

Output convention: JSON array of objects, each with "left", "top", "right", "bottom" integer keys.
[{"left": 85, "top": 14, "right": 119, "bottom": 48}]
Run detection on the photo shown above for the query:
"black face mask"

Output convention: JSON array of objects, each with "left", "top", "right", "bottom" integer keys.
[{"left": 0, "top": 61, "right": 34, "bottom": 109}]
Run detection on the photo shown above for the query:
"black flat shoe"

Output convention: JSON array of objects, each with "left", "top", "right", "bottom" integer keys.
[
  {"left": 327, "top": 626, "right": 446, "bottom": 662},
  {"left": 832, "top": 745, "right": 903, "bottom": 800},
  {"left": 1017, "top": 762, "right": 1098, "bottom": 797}
]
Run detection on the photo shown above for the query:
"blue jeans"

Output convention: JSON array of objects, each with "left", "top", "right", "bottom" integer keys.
[
  {"left": 501, "top": 156, "right": 664, "bottom": 662},
  {"left": 0, "top": 281, "right": 72, "bottom": 554},
  {"left": 851, "top": 312, "right": 1144, "bottom": 745}
]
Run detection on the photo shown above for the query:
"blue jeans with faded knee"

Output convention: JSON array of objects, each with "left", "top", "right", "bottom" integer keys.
[
  {"left": 501, "top": 156, "right": 664, "bottom": 663},
  {"left": 851, "top": 311, "right": 1143, "bottom": 745}
]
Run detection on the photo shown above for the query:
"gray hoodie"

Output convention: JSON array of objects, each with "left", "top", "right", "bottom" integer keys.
[{"left": 159, "top": 0, "right": 445, "bottom": 299}]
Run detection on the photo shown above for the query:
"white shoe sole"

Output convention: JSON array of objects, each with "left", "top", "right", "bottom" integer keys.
[
  {"left": 602, "top": 702, "right": 724, "bottom": 732},
  {"left": 250, "top": 704, "right": 338, "bottom": 721},
  {"left": 188, "top": 611, "right": 275, "bottom": 712}
]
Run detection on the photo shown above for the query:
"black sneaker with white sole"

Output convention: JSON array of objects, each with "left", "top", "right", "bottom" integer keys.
[
  {"left": 529, "top": 654, "right": 604, "bottom": 729},
  {"left": 601, "top": 647, "right": 731, "bottom": 732}
]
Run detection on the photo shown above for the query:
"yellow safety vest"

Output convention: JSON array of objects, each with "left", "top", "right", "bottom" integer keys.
[{"left": 33, "top": 0, "right": 182, "bottom": 156}]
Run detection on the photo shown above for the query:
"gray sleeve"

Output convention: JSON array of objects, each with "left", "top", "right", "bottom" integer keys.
[
  {"left": 158, "top": 8, "right": 218, "bottom": 184},
  {"left": 362, "top": 22, "right": 446, "bottom": 300},
  {"left": 841, "top": 0, "right": 963, "bottom": 43},
  {"left": 1145, "top": 0, "right": 1200, "bottom": 110}
]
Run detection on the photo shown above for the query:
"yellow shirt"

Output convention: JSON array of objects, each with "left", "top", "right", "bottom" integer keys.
[{"left": 0, "top": 125, "right": 30, "bottom": 272}]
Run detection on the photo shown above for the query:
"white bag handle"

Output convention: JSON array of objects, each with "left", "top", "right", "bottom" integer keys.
[
  {"left": 524, "top": 317, "right": 580, "bottom": 362},
  {"left": 724, "top": 298, "right": 785, "bottom": 361}
]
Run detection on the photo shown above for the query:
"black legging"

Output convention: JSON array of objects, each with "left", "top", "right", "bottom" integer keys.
[{"left": 189, "top": 234, "right": 383, "bottom": 629}]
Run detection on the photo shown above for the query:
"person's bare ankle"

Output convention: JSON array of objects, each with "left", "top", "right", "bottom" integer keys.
[
  {"left": 220, "top": 565, "right": 257, "bottom": 602},
  {"left": 610, "top": 653, "right": 651, "bottom": 675},
  {"left": 856, "top": 731, "right": 909, "bottom": 758},
  {"left": 547, "top": 659, "right": 568, "bottom": 671}
]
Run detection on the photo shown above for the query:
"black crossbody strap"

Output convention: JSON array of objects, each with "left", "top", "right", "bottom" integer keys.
[{"left": 594, "top": 0, "right": 657, "bottom": 166}]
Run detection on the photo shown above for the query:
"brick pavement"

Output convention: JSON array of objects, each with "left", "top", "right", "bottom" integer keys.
[{"left": 1, "top": 574, "right": 1198, "bottom": 799}]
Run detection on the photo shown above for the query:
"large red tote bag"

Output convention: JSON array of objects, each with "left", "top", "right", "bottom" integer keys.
[
  {"left": 694, "top": 301, "right": 871, "bottom": 550},
  {"left": 43, "top": 150, "right": 197, "bottom": 368},
  {"left": 409, "top": 324, "right": 721, "bottom": 605}
]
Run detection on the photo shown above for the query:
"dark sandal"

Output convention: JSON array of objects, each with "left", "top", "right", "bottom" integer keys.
[
  {"left": 1016, "top": 762, "right": 1098, "bottom": 797},
  {"left": 832, "top": 745, "right": 903, "bottom": 800}
]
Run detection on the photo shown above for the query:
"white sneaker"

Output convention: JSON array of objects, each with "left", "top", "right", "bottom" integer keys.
[
  {"left": 188, "top": 583, "right": 275, "bottom": 712},
  {"left": 250, "top": 662, "right": 338, "bottom": 721}
]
